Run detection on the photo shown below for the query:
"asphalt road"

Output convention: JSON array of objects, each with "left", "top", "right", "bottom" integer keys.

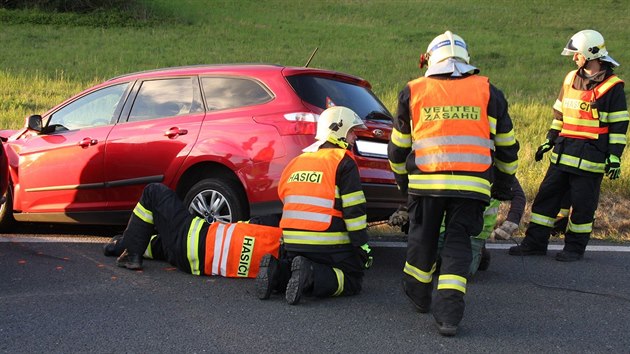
[{"left": 1, "top": 231, "right": 630, "bottom": 353}]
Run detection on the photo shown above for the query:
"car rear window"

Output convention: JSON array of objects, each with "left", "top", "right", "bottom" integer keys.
[{"left": 286, "top": 75, "right": 392, "bottom": 121}]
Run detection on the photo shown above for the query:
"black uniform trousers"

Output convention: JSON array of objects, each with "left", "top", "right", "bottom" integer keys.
[
  {"left": 122, "top": 183, "right": 208, "bottom": 274},
  {"left": 404, "top": 195, "right": 484, "bottom": 325},
  {"left": 523, "top": 164, "right": 602, "bottom": 254}
]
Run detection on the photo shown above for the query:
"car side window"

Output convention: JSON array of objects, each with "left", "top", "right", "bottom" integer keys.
[
  {"left": 201, "top": 77, "right": 272, "bottom": 111},
  {"left": 47, "top": 83, "right": 129, "bottom": 131},
  {"left": 128, "top": 77, "right": 203, "bottom": 122}
]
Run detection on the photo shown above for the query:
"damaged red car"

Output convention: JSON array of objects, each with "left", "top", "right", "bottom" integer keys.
[{"left": 0, "top": 64, "right": 404, "bottom": 230}]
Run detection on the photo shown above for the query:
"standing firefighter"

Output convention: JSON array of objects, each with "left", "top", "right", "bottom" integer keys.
[
  {"left": 105, "top": 182, "right": 282, "bottom": 278},
  {"left": 388, "top": 30, "right": 519, "bottom": 336},
  {"left": 256, "top": 106, "right": 373, "bottom": 305},
  {"left": 509, "top": 29, "right": 628, "bottom": 261}
]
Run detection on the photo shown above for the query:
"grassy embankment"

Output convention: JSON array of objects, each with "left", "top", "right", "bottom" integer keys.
[{"left": 1, "top": 0, "right": 629, "bottom": 240}]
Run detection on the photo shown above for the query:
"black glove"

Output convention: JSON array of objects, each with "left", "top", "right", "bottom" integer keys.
[
  {"left": 395, "top": 174, "right": 409, "bottom": 197},
  {"left": 491, "top": 175, "right": 514, "bottom": 201},
  {"left": 605, "top": 155, "right": 621, "bottom": 180},
  {"left": 356, "top": 244, "right": 373, "bottom": 269},
  {"left": 534, "top": 139, "right": 554, "bottom": 162}
]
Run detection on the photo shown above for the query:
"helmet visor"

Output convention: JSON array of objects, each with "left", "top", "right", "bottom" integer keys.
[{"left": 561, "top": 39, "right": 578, "bottom": 56}]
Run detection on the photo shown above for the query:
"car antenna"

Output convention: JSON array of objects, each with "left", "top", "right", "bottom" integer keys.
[{"left": 304, "top": 47, "right": 319, "bottom": 67}]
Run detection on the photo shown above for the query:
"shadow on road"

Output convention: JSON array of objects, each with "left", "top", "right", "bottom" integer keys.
[{"left": 0, "top": 222, "right": 124, "bottom": 237}]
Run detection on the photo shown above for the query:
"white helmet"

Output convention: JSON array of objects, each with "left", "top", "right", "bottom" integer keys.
[
  {"left": 426, "top": 30, "right": 470, "bottom": 67},
  {"left": 303, "top": 106, "right": 366, "bottom": 152},
  {"left": 561, "top": 29, "right": 619, "bottom": 66}
]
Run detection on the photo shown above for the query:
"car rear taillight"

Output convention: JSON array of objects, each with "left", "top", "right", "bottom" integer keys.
[{"left": 253, "top": 112, "right": 318, "bottom": 136}]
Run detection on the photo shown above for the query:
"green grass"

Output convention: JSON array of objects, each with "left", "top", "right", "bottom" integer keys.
[{"left": 1, "top": 0, "right": 630, "bottom": 237}]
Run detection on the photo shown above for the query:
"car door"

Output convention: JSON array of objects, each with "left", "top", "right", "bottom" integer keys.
[
  {"left": 15, "top": 83, "right": 130, "bottom": 213},
  {"left": 104, "top": 76, "right": 205, "bottom": 210}
]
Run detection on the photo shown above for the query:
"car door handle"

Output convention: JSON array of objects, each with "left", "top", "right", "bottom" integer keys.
[
  {"left": 78, "top": 137, "right": 98, "bottom": 148},
  {"left": 165, "top": 127, "right": 188, "bottom": 138}
]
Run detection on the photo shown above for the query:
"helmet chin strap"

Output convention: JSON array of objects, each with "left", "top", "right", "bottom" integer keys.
[
  {"left": 581, "top": 59, "right": 602, "bottom": 75},
  {"left": 327, "top": 136, "right": 349, "bottom": 149},
  {"left": 579, "top": 59, "right": 587, "bottom": 69}
]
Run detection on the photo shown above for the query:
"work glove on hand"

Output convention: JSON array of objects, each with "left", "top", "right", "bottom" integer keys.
[
  {"left": 356, "top": 243, "right": 373, "bottom": 269},
  {"left": 491, "top": 176, "right": 514, "bottom": 201},
  {"left": 489, "top": 221, "right": 519, "bottom": 241},
  {"left": 394, "top": 174, "right": 409, "bottom": 197},
  {"left": 605, "top": 155, "right": 621, "bottom": 180},
  {"left": 534, "top": 139, "right": 554, "bottom": 162},
  {"left": 388, "top": 205, "right": 409, "bottom": 228}
]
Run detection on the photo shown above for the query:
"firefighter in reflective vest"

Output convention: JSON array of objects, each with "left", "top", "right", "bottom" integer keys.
[
  {"left": 104, "top": 183, "right": 282, "bottom": 278},
  {"left": 388, "top": 31, "right": 519, "bottom": 336},
  {"left": 509, "top": 29, "right": 629, "bottom": 262},
  {"left": 256, "top": 106, "right": 372, "bottom": 305}
]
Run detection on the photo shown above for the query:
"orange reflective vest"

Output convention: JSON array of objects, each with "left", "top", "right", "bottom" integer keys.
[
  {"left": 203, "top": 222, "right": 281, "bottom": 278},
  {"left": 409, "top": 75, "right": 493, "bottom": 173},
  {"left": 559, "top": 70, "right": 622, "bottom": 140},
  {"left": 278, "top": 148, "right": 345, "bottom": 231}
]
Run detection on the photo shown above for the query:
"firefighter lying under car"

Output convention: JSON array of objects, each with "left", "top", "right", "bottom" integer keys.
[{"left": 103, "top": 182, "right": 282, "bottom": 278}]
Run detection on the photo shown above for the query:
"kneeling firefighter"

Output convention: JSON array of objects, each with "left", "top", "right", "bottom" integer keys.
[
  {"left": 256, "top": 106, "right": 373, "bottom": 305},
  {"left": 104, "top": 182, "right": 282, "bottom": 278}
]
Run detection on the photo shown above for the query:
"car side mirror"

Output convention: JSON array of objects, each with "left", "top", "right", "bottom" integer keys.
[{"left": 27, "top": 115, "right": 43, "bottom": 132}]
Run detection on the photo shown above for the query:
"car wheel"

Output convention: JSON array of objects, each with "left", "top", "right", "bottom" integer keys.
[
  {"left": 183, "top": 178, "right": 248, "bottom": 224},
  {"left": 0, "top": 187, "right": 15, "bottom": 231}
]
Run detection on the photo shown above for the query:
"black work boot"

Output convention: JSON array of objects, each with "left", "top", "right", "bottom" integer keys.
[
  {"left": 256, "top": 254, "right": 279, "bottom": 300},
  {"left": 402, "top": 279, "right": 431, "bottom": 313},
  {"left": 116, "top": 250, "right": 143, "bottom": 270},
  {"left": 103, "top": 234, "right": 125, "bottom": 257},
  {"left": 508, "top": 242, "right": 547, "bottom": 256},
  {"left": 478, "top": 246, "right": 491, "bottom": 271},
  {"left": 285, "top": 256, "right": 314, "bottom": 305},
  {"left": 555, "top": 250, "right": 583, "bottom": 262},
  {"left": 435, "top": 321, "right": 458, "bottom": 337}
]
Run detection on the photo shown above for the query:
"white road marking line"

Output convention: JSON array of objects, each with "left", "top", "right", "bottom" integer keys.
[
  {"left": 2, "top": 236, "right": 630, "bottom": 252},
  {"left": 0, "top": 236, "right": 109, "bottom": 243},
  {"left": 369, "top": 241, "right": 630, "bottom": 252}
]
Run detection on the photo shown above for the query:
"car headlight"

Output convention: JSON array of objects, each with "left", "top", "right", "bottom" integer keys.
[{"left": 355, "top": 140, "right": 388, "bottom": 159}]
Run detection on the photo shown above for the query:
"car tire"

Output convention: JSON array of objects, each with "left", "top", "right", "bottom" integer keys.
[
  {"left": 183, "top": 178, "right": 248, "bottom": 224},
  {"left": 0, "top": 187, "right": 15, "bottom": 231}
]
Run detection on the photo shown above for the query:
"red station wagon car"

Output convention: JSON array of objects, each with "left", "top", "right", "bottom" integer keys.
[{"left": 0, "top": 64, "right": 405, "bottom": 230}]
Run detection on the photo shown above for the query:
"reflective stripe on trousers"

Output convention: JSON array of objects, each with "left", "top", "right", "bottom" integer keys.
[
  {"left": 187, "top": 217, "right": 205, "bottom": 275},
  {"left": 437, "top": 274, "right": 467, "bottom": 294},
  {"left": 282, "top": 230, "right": 351, "bottom": 246}
]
